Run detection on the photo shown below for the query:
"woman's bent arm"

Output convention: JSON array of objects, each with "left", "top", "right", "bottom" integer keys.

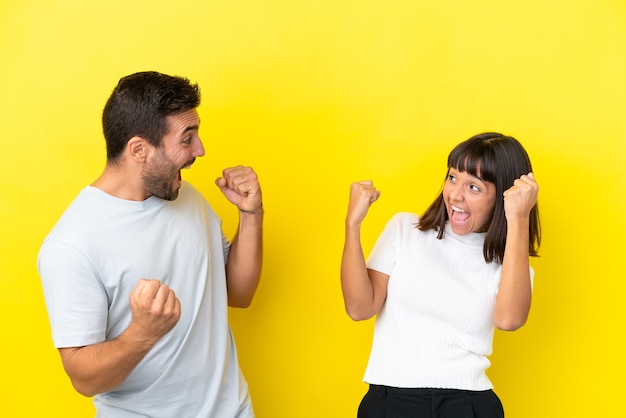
[{"left": 341, "top": 181, "right": 388, "bottom": 321}]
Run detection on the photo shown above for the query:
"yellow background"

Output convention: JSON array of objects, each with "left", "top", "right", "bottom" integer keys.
[{"left": 1, "top": 0, "right": 625, "bottom": 416}]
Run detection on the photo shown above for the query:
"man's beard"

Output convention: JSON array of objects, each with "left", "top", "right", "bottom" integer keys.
[{"left": 142, "top": 149, "right": 181, "bottom": 201}]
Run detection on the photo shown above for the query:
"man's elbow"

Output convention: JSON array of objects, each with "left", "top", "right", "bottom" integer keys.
[{"left": 68, "top": 377, "right": 100, "bottom": 398}]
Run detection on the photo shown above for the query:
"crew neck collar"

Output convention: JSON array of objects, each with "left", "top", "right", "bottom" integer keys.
[{"left": 85, "top": 185, "right": 163, "bottom": 210}]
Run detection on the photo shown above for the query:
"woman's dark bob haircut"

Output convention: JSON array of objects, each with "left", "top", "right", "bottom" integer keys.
[{"left": 417, "top": 132, "right": 541, "bottom": 264}]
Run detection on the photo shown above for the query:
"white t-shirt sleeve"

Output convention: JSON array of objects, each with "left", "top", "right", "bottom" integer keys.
[
  {"left": 366, "top": 213, "right": 410, "bottom": 275},
  {"left": 222, "top": 229, "right": 231, "bottom": 263},
  {"left": 38, "top": 239, "right": 108, "bottom": 348}
]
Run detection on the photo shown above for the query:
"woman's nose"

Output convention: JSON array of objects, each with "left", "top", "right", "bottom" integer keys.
[{"left": 449, "top": 184, "right": 463, "bottom": 201}]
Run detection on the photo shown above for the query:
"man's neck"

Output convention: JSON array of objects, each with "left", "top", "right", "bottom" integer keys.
[{"left": 92, "top": 164, "right": 150, "bottom": 201}]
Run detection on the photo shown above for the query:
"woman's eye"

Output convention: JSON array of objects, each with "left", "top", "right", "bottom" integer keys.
[
  {"left": 448, "top": 174, "right": 456, "bottom": 182},
  {"left": 469, "top": 184, "right": 480, "bottom": 192}
]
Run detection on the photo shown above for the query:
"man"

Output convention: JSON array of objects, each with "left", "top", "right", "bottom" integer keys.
[{"left": 38, "top": 71, "right": 263, "bottom": 417}]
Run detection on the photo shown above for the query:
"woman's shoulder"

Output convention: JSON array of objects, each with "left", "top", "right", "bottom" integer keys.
[
  {"left": 385, "top": 212, "right": 421, "bottom": 231},
  {"left": 389, "top": 211, "right": 420, "bottom": 224}
]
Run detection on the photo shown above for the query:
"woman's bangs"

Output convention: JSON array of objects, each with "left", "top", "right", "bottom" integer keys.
[{"left": 448, "top": 144, "right": 496, "bottom": 183}]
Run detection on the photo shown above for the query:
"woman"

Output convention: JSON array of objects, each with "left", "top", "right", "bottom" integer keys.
[{"left": 341, "top": 132, "right": 541, "bottom": 417}]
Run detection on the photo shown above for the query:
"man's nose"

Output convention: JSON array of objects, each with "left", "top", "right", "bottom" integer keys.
[{"left": 194, "top": 137, "right": 206, "bottom": 157}]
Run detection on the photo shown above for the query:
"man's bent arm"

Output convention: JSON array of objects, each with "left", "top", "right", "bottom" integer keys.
[
  {"left": 226, "top": 208, "right": 263, "bottom": 308},
  {"left": 60, "top": 279, "right": 181, "bottom": 396},
  {"left": 58, "top": 328, "right": 155, "bottom": 397}
]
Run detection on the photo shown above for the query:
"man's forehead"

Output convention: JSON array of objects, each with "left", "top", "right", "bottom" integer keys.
[{"left": 166, "top": 109, "right": 200, "bottom": 133}]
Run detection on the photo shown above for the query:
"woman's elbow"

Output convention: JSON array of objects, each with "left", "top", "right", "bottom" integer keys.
[
  {"left": 345, "top": 305, "right": 375, "bottom": 321},
  {"left": 226, "top": 283, "right": 259, "bottom": 308},
  {"left": 227, "top": 289, "right": 257, "bottom": 308},
  {"left": 228, "top": 296, "right": 253, "bottom": 308},
  {"left": 493, "top": 315, "right": 528, "bottom": 331}
]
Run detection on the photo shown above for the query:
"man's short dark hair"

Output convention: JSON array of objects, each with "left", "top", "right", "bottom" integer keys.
[{"left": 102, "top": 71, "right": 201, "bottom": 163}]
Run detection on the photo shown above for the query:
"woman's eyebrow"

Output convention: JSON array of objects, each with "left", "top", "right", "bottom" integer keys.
[
  {"left": 472, "top": 173, "right": 488, "bottom": 183},
  {"left": 450, "top": 167, "right": 487, "bottom": 183}
]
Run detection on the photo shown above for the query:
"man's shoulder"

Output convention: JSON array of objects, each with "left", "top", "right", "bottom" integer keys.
[
  {"left": 177, "top": 181, "right": 214, "bottom": 211},
  {"left": 41, "top": 188, "right": 100, "bottom": 246}
]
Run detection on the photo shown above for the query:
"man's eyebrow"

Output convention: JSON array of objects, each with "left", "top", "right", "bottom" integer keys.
[{"left": 182, "top": 124, "right": 199, "bottom": 134}]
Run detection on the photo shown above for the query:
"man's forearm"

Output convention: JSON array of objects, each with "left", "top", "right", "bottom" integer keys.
[
  {"left": 226, "top": 209, "right": 263, "bottom": 307},
  {"left": 58, "top": 328, "right": 156, "bottom": 397}
]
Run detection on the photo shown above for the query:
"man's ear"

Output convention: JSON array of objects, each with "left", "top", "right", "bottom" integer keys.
[{"left": 127, "top": 136, "right": 149, "bottom": 162}]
